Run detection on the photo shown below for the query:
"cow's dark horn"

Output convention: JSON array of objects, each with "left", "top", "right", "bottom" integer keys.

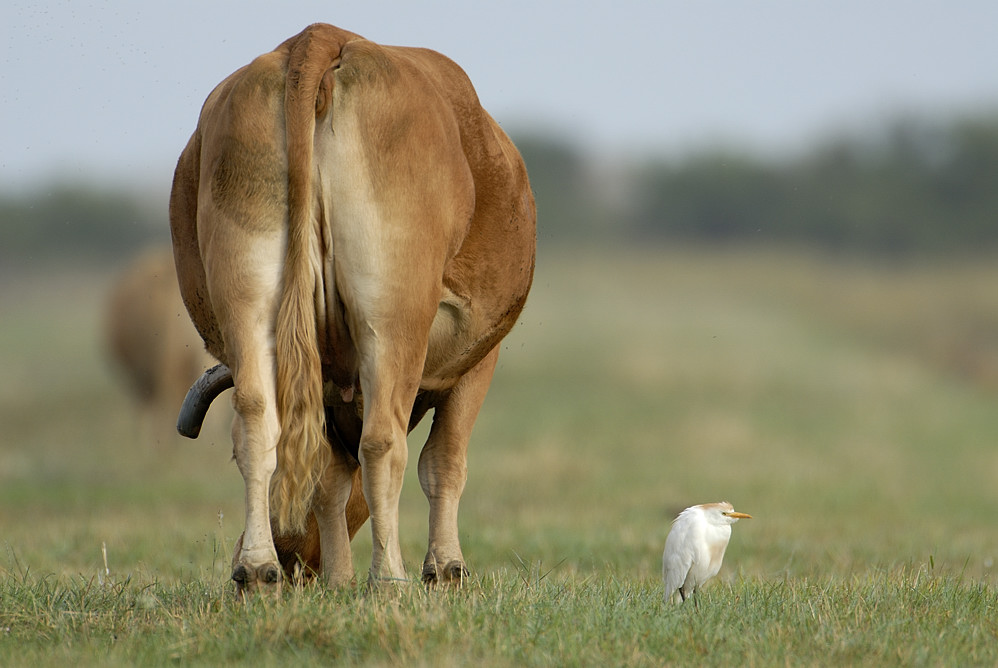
[{"left": 177, "top": 363, "right": 234, "bottom": 438}]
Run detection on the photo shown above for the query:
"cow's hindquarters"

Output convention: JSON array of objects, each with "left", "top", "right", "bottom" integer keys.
[{"left": 172, "top": 24, "right": 537, "bottom": 595}]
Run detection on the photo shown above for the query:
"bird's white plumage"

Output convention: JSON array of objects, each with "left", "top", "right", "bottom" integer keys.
[{"left": 662, "top": 501, "right": 751, "bottom": 603}]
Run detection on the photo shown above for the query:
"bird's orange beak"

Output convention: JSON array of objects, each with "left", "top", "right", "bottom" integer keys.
[{"left": 726, "top": 511, "right": 752, "bottom": 519}]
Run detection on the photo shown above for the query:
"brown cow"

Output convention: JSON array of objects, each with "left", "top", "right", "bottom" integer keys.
[
  {"left": 170, "top": 23, "right": 535, "bottom": 594},
  {"left": 105, "top": 247, "right": 217, "bottom": 446}
]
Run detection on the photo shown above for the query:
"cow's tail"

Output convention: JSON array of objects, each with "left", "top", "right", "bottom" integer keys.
[{"left": 269, "top": 27, "right": 347, "bottom": 534}]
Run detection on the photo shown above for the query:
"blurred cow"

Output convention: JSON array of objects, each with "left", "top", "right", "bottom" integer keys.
[{"left": 105, "top": 246, "right": 218, "bottom": 445}]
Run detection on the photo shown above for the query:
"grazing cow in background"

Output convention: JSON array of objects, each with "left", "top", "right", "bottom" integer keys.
[
  {"left": 105, "top": 247, "right": 217, "bottom": 446},
  {"left": 170, "top": 23, "right": 536, "bottom": 594}
]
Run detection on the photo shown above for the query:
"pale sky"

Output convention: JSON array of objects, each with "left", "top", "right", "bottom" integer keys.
[{"left": 3, "top": 1, "right": 998, "bottom": 189}]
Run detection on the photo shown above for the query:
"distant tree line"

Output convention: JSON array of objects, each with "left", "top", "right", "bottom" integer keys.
[
  {"left": 0, "top": 183, "right": 167, "bottom": 265},
  {"left": 516, "top": 111, "right": 998, "bottom": 254},
  {"left": 3, "top": 110, "right": 997, "bottom": 263}
]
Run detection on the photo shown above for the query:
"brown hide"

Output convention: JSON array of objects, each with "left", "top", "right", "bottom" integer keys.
[{"left": 170, "top": 23, "right": 535, "bottom": 589}]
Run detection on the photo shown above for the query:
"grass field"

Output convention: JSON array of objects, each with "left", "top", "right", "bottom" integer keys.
[{"left": 2, "top": 245, "right": 997, "bottom": 665}]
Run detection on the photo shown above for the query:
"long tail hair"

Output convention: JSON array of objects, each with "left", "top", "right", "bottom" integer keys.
[{"left": 270, "top": 24, "right": 357, "bottom": 533}]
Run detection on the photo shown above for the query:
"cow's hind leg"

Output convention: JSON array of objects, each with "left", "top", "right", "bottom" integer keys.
[
  {"left": 313, "top": 446, "right": 368, "bottom": 586},
  {"left": 419, "top": 347, "right": 499, "bottom": 586},
  {"left": 335, "top": 296, "right": 438, "bottom": 588},
  {"left": 227, "top": 334, "right": 283, "bottom": 595},
  {"left": 228, "top": 342, "right": 284, "bottom": 594},
  {"left": 203, "top": 231, "right": 284, "bottom": 596},
  {"left": 356, "top": 351, "right": 424, "bottom": 588}
]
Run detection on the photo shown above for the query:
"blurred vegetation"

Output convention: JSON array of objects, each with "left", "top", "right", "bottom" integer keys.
[
  {"left": 0, "top": 183, "right": 168, "bottom": 267},
  {"left": 2, "top": 109, "right": 998, "bottom": 260},
  {"left": 520, "top": 110, "right": 998, "bottom": 254}
]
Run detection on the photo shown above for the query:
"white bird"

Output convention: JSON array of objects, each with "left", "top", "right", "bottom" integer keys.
[{"left": 662, "top": 501, "right": 752, "bottom": 604}]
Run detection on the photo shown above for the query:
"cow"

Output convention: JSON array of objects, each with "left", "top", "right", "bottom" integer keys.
[
  {"left": 105, "top": 246, "right": 219, "bottom": 446},
  {"left": 170, "top": 23, "right": 536, "bottom": 595}
]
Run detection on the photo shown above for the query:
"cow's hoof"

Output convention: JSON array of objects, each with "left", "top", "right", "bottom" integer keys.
[
  {"left": 231, "top": 562, "right": 283, "bottom": 597},
  {"left": 422, "top": 559, "right": 469, "bottom": 587}
]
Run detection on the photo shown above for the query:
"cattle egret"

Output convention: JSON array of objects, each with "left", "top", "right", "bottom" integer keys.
[{"left": 662, "top": 501, "right": 751, "bottom": 604}]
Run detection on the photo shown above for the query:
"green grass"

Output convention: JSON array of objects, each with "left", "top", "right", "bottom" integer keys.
[
  {"left": 2, "top": 246, "right": 997, "bottom": 664},
  {"left": 2, "top": 565, "right": 995, "bottom": 665}
]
